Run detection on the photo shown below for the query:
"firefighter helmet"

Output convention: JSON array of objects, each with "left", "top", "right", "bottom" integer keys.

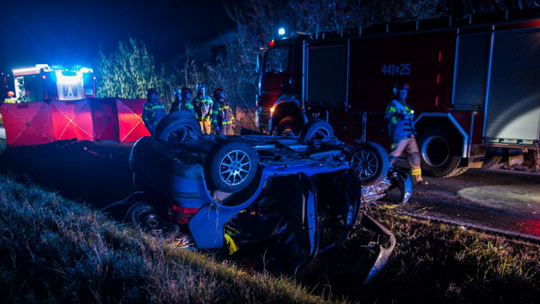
[
  {"left": 181, "top": 87, "right": 192, "bottom": 99},
  {"left": 196, "top": 83, "right": 207, "bottom": 92},
  {"left": 174, "top": 88, "right": 182, "bottom": 98},
  {"left": 393, "top": 82, "right": 410, "bottom": 96},
  {"left": 214, "top": 88, "right": 225, "bottom": 101},
  {"left": 147, "top": 88, "right": 158, "bottom": 99}
]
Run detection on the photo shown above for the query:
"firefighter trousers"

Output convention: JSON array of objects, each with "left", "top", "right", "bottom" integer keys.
[
  {"left": 222, "top": 124, "right": 234, "bottom": 136},
  {"left": 389, "top": 136, "right": 422, "bottom": 177},
  {"left": 200, "top": 120, "right": 211, "bottom": 135}
]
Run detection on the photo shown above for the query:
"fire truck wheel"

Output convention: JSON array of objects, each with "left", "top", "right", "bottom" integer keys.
[
  {"left": 300, "top": 119, "right": 334, "bottom": 141},
  {"left": 155, "top": 111, "right": 201, "bottom": 142},
  {"left": 276, "top": 116, "right": 302, "bottom": 137},
  {"left": 127, "top": 202, "right": 181, "bottom": 240},
  {"left": 348, "top": 142, "right": 390, "bottom": 186},
  {"left": 417, "top": 129, "right": 464, "bottom": 178},
  {"left": 206, "top": 139, "right": 259, "bottom": 193}
]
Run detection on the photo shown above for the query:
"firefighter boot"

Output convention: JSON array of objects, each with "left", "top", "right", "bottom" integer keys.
[{"left": 412, "top": 175, "right": 428, "bottom": 186}]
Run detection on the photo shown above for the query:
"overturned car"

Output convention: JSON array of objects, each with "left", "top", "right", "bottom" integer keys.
[{"left": 105, "top": 112, "right": 412, "bottom": 283}]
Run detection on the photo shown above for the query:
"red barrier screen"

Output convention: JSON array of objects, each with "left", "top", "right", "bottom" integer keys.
[
  {"left": 1, "top": 98, "right": 150, "bottom": 147},
  {"left": 1, "top": 102, "right": 54, "bottom": 147},
  {"left": 116, "top": 98, "right": 150, "bottom": 142}
]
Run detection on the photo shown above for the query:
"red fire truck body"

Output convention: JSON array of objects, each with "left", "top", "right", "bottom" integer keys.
[
  {"left": 257, "top": 16, "right": 540, "bottom": 177},
  {"left": 8, "top": 64, "right": 96, "bottom": 102}
]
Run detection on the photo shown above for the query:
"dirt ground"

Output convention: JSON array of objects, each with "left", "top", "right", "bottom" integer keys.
[
  {"left": 390, "top": 167, "right": 540, "bottom": 240},
  {"left": 0, "top": 139, "right": 135, "bottom": 209}
]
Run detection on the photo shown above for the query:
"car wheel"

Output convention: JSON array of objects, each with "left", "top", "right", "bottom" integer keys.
[
  {"left": 206, "top": 139, "right": 259, "bottom": 193},
  {"left": 276, "top": 116, "right": 302, "bottom": 137},
  {"left": 299, "top": 119, "right": 334, "bottom": 141},
  {"left": 348, "top": 142, "right": 390, "bottom": 186},
  {"left": 417, "top": 129, "right": 465, "bottom": 177},
  {"left": 155, "top": 111, "right": 201, "bottom": 142},
  {"left": 127, "top": 202, "right": 181, "bottom": 240}
]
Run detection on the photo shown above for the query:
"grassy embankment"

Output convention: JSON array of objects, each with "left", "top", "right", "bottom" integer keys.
[{"left": 1, "top": 139, "right": 540, "bottom": 303}]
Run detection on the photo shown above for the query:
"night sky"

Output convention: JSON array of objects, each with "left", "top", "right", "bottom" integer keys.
[{"left": 0, "top": 0, "right": 239, "bottom": 72}]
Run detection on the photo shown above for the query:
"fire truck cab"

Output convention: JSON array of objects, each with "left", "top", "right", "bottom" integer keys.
[{"left": 257, "top": 14, "right": 540, "bottom": 178}]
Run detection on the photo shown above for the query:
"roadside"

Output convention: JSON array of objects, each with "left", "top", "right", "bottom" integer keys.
[{"left": 389, "top": 168, "right": 540, "bottom": 242}]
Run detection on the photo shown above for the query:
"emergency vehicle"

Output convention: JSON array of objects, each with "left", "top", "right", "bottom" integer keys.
[
  {"left": 257, "top": 12, "right": 540, "bottom": 177},
  {"left": 4, "top": 64, "right": 96, "bottom": 103}
]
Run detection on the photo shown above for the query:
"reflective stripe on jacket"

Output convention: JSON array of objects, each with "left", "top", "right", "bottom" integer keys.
[
  {"left": 212, "top": 102, "right": 235, "bottom": 127},
  {"left": 142, "top": 100, "right": 167, "bottom": 134},
  {"left": 170, "top": 98, "right": 196, "bottom": 118},
  {"left": 194, "top": 95, "right": 213, "bottom": 121},
  {"left": 385, "top": 99, "right": 415, "bottom": 141}
]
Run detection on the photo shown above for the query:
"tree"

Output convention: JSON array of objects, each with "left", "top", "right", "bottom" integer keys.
[
  {"left": 95, "top": 37, "right": 175, "bottom": 105},
  {"left": 202, "top": 31, "right": 260, "bottom": 131},
  {"left": 171, "top": 43, "right": 205, "bottom": 90}
]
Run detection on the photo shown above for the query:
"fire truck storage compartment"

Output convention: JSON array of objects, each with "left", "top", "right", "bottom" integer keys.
[
  {"left": 453, "top": 33, "right": 491, "bottom": 109},
  {"left": 483, "top": 27, "right": 540, "bottom": 148},
  {"left": 353, "top": 31, "right": 455, "bottom": 109},
  {"left": 305, "top": 43, "right": 348, "bottom": 107},
  {"left": 15, "top": 75, "right": 49, "bottom": 103}
]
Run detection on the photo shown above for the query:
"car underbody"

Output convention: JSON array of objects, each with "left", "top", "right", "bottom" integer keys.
[{"left": 104, "top": 111, "right": 412, "bottom": 283}]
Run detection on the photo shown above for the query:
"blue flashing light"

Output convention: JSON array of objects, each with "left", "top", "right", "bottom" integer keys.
[{"left": 278, "top": 28, "right": 286, "bottom": 36}]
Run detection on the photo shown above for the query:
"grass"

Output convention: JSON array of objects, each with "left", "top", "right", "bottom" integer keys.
[
  {"left": 2, "top": 176, "right": 540, "bottom": 304},
  {"left": 0, "top": 174, "right": 332, "bottom": 304},
  {"left": 354, "top": 210, "right": 540, "bottom": 303}
]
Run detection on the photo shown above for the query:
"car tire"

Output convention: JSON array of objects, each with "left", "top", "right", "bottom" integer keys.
[
  {"left": 206, "top": 139, "right": 259, "bottom": 193},
  {"left": 417, "top": 129, "right": 464, "bottom": 177},
  {"left": 276, "top": 116, "right": 302, "bottom": 137},
  {"left": 299, "top": 119, "right": 334, "bottom": 141},
  {"left": 155, "top": 111, "right": 201, "bottom": 142},
  {"left": 127, "top": 202, "right": 181, "bottom": 240},
  {"left": 348, "top": 142, "right": 390, "bottom": 186}
]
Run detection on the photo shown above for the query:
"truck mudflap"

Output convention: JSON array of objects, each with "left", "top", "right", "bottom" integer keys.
[{"left": 344, "top": 213, "right": 397, "bottom": 285}]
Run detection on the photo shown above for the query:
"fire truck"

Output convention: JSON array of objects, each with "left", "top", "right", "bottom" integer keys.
[
  {"left": 3, "top": 64, "right": 96, "bottom": 103},
  {"left": 257, "top": 13, "right": 540, "bottom": 178}
]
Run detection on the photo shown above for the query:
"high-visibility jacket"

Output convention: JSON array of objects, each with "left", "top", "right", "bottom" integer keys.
[
  {"left": 170, "top": 98, "right": 196, "bottom": 118},
  {"left": 194, "top": 94, "right": 213, "bottom": 122},
  {"left": 385, "top": 99, "right": 415, "bottom": 142},
  {"left": 211, "top": 101, "right": 234, "bottom": 129},
  {"left": 142, "top": 100, "right": 167, "bottom": 136}
]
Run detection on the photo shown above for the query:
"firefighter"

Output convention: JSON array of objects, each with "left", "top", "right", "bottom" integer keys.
[
  {"left": 193, "top": 83, "right": 213, "bottom": 134},
  {"left": 170, "top": 87, "right": 196, "bottom": 117},
  {"left": 142, "top": 88, "right": 167, "bottom": 136},
  {"left": 211, "top": 88, "right": 235, "bottom": 135},
  {"left": 4, "top": 91, "right": 17, "bottom": 104},
  {"left": 385, "top": 82, "right": 427, "bottom": 185}
]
